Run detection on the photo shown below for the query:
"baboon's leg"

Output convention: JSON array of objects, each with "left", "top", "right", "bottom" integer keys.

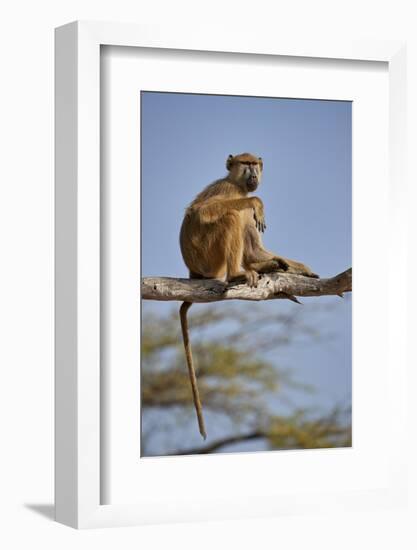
[
  {"left": 242, "top": 225, "right": 287, "bottom": 273},
  {"left": 243, "top": 224, "right": 318, "bottom": 278},
  {"left": 224, "top": 213, "right": 259, "bottom": 287},
  {"left": 249, "top": 255, "right": 318, "bottom": 278},
  {"left": 243, "top": 225, "right": 278, "bottom": 260}
]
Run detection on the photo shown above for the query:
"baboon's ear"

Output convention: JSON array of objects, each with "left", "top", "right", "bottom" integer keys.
[
  {"left": 226, "top": 154, "right": 234, "bottom": 171},
  {"left": 258, "top": 157, "right": 263, "bottom": 170}
]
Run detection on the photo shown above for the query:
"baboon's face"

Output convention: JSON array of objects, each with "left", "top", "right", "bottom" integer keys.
[
  {"left": 227, "top": 153, "right": 263, "bottom": 193},
  {"left": 237, "top": 160, "right": 263, "bottom": 192}
]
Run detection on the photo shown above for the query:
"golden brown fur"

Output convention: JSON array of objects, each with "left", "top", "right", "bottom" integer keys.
[
  {"left": 180, "top": 152, "right": 317, "bottom": 287},
  {"left": 178, "top": 153, "right": 318, "bottom": 439}
]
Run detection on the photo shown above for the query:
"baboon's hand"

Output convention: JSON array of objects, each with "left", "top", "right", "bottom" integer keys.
[{"left": 252, "top": 198, "right": 266, "bottom": 233}]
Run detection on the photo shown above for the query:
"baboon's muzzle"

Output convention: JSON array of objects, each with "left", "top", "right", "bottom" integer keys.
[{"left": 247, "top": 176, "right": 258, "bottom": 191}]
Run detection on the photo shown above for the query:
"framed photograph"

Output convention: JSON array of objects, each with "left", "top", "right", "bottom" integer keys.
[{"left": 55, "top": 21, "right": 407, "bottom": 528}]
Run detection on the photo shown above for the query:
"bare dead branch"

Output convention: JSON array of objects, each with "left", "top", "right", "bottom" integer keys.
[
  {"left": 141, "top": 268, "right": 352, "bottom": 304},
  {"left": 169, "top": 431, "right": 264, "bottom": 455}
]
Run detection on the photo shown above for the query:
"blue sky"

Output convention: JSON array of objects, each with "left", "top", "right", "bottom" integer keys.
[{"left": 141, "top": 91, "right": 352, "bottom": 453}]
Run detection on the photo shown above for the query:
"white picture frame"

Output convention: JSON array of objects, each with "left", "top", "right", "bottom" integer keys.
[{"left": 55, "top": 21, "right": 407, "bottom": 529}]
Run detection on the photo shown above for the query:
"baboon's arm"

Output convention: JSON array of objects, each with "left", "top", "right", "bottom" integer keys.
[{"left": 198, "top": 197, "right": 261, "bottom": 224}]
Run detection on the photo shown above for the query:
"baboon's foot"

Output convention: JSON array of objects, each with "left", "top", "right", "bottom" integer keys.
[
  {"left": 244, "top": 269, "right": 259, "bottom": 288},
  {"left": 286, "top": 260, "right": 319, "bottom": 278},
  {"left": 249, "top": 259, "right": 288, "bottom": 274},
  {"left": 228, "top": 269, "right": 259, "bottom": 288}
]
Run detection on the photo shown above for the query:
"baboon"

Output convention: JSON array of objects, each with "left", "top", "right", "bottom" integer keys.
[{"left": 179, "top": 153, "right": 318, "bottom": 438}]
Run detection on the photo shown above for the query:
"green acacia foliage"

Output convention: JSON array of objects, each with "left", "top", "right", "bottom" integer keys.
[{"left": 141, "top": 302, "right": 351, "bottom": 455}]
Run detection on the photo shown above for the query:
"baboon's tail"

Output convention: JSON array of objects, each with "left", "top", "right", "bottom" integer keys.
[{"left": 179, "top": 301, "right": 207, "bottom": 439}]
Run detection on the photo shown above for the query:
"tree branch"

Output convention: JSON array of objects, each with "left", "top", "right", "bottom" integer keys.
[
  {"left": 169, "top": 431, "right": 264, "bottom": 455},
  {"left": 141, "top": 268, "right": 352, "bottom": 303}
]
